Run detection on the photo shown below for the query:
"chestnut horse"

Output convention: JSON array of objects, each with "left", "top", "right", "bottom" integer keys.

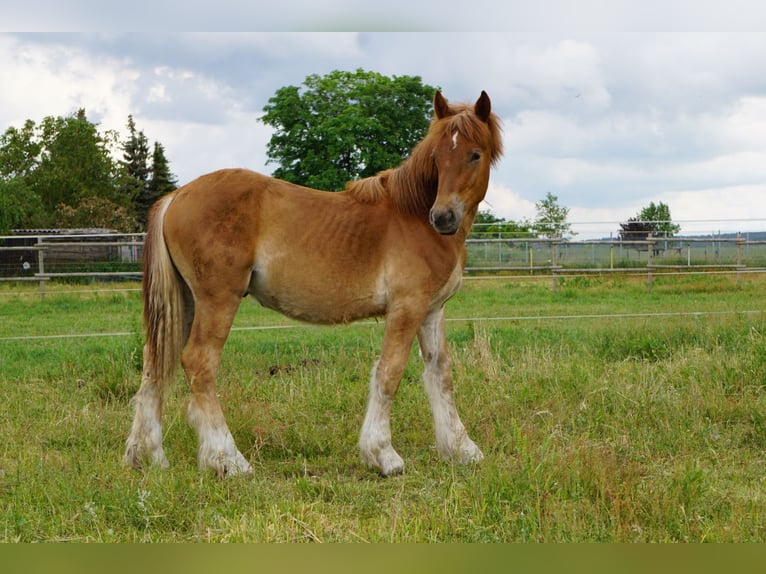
[{"left": 123, "top": 90, "right": 503, "bottom": 477}]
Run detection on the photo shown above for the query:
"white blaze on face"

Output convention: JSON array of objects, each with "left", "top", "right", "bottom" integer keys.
[{"left": 451, "top": 131, "right": 459, "bottom": 150}]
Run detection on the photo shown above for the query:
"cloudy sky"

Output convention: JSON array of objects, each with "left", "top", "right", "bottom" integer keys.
[{"left": 2, "top": 2, "right": 765, "bottom": 238}]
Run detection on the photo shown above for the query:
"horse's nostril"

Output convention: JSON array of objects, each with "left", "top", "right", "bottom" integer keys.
[{"left": 430, "top": 208, "right": 459, "bottom": 234}]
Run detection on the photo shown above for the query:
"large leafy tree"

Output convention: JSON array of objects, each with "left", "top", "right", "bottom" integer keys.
[
  {"left": 0, "top": 119, "right": 40, "bottom": 180},
  {"left": 30, "top": 109, "right": 119, "bottom": 214},
  {"left": 260, "top": 69, "right": 438, "bottom": 191},
  {"left": 0, "top": 120, "right": 44, "bottom": 232},
  {"left": 0, "top": 178, "right": 45, "bottom": 233},
  {"left": 0, "top": 110, "right": 120, "bottom": 228}
]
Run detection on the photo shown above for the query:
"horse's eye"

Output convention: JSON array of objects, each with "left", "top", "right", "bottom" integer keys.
[{"left": 470, "top": 150, "right": 481, "bottom": 162}]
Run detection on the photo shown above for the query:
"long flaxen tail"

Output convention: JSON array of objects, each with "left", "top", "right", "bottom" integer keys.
[
  {"left": 142, "top": 194, "right": 187, "bottom": 390},
  {"left": 123, "top": 194, "right": 188, "bottom": 470}
]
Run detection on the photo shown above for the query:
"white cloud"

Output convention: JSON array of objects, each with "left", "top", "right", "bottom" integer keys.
[
  {"left": 140, "top": 112, "right": 274, "bottom": 186},
  {"left": 711, "top": 96, "right": 766, "bottom": 151},
  {"left": 0, "top": 36, "right": 135, "bottom": 130},
  {"left": 505, "top": 110, "right": 589, "bottom": 155},
  {"left": 657, "top": 185, "right": 766, "bottom": 235},
  {"left": 512, "top": 40, "right": 611, "bottom": 110},
  {"left": 147, "top": 83, "right": 170, "bottom": 103},
  {"left": 482, "top": 182, "right": 537, "bottom": 222}
]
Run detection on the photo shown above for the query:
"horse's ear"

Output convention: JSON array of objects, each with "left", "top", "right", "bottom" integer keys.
[
  {"left": 434, "top": 91, "right": 452, "bottom": 119},
  {"left": 475, "top": 91, "right": 491, "bottom": 123}
]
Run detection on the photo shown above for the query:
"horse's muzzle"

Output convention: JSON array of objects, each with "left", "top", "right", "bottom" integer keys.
[{"left": 429, "top": 207, "right": 460, "bottom": 235}]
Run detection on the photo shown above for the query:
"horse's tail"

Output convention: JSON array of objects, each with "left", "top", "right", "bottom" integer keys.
[{"left": 142, "top": 194, "right": 186, "bottom": 389}]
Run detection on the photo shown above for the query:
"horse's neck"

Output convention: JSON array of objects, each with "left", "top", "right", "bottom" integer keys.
[{"left": 457, "top": 205, "right": 480, "bottom": 241}]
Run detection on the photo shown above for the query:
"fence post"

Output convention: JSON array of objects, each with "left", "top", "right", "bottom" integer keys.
[
  {"left": 736, "top": 233, "right": 743, "bottom": 285},
  {"left": 646, "top": 233, "right": 654, "bottom": 293},
  {"left": 551, "top": 235, "right": 559, "bottom": 292},
  {"left": 37, "top": 236, "right": 46, "bottom": 300}
]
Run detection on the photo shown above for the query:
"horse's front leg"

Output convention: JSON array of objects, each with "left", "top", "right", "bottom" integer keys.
[
  {"left": 417, "top": 306, "right": 483, "bottom": 464},
  {"left": 359, "top": 307, "right": 423, "bottom": 476}
]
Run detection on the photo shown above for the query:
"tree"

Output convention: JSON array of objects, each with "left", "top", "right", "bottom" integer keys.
[
  {"left": 118, "top": 116, "right": 178, "bottom": 229},
  {"left": 0, "top": 178, "right": 45, "bottom": 233},
  {"left": 139, "top": 142, "right": 178, "bottom": 226},
  {"left": 471, "top": 209, "right": 533, "bottom": 239},
  {"left": 639, "top": 201, "right": 680, "bottom": 237},
  {"left": 260, "top": 69, "right": 438, "bottom": 191},
  {"left": 0, "top": 121, "right": 45, "bottom": 231},
  {"left": 0, "top": 120, "right": 40, "bottom": 180},
  {"left": 532, "top": 192, "right": 575, "bottom": 238},
  {"left": 29, "top": 109, "right": 119, "bottom": 215},
  {"left": 619, "top": 201, "right": 680, "bottom": 242},
  {"left": 0, "top": 111, "right": 176, "bottom": 231},
  {"left": 0, "top": 110, "right": 120, "bottom": 227},
  {"left": 119, "top": 115, "right": 151, "bottom": 205},
  {"left": 56, "top": 196, "right": 138, "bottom": 232}
]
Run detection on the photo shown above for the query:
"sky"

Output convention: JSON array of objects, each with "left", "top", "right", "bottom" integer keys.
[{"left": 2, "top": 2, "right": 766, "bottom": 239}]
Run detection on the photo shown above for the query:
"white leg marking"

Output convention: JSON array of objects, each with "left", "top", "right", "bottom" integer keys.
[
  {"left": 423, "top": 368, "right": 483, "bottom": 464},
  {"left": 359, "top": 361, "right": 404, "bottom": 476},
  {"left": 420, "top": 310, "right": 483, "bottom": 464},
  {"left": 187, "top": 397, "right": 252, "bottom": 478},
  {"left": 123, "top": 378, "right": 169, "bottom": 469}
]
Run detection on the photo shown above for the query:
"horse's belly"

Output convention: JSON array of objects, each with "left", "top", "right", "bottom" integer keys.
[{"left": 247, "top": 260, "right": 387, "bottom": 325}]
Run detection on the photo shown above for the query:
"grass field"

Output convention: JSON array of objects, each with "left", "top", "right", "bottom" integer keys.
[{"left": 1, "top": 272, "right": 765, "bottom": 542}]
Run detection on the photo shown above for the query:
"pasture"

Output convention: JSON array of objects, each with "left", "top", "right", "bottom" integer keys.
[{"left": 1, "top": 273, "right": 765, "bottom": 542}]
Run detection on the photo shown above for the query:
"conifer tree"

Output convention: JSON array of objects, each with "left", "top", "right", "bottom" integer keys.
[
  {"left": 139, "top": 141, "right": 177, "bottom": 227},
  {"left": 119, "top": 115, "right": 150, "bottom": 205}
]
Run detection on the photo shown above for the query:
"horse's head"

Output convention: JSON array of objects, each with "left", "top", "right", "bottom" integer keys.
[{"left": 428, "top": 90, "right": 503, "bottom": 235}]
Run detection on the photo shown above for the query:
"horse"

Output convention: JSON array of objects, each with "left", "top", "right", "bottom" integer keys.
[{"left": 123, "top": 90, "right": 503, "bottom": 477}]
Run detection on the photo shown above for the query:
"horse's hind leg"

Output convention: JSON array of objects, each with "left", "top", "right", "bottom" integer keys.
[
  {"left": 417, "top": 307, "right": 483, "bottom": 464},
  {"left": 182, "top": 293, "right": 252, "bottom": 478},
  {"left": 123, "top": 344, "right": 170, "bottom": 469}
]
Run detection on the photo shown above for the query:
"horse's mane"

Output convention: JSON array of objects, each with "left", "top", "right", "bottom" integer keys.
[{"left": 345, "top": 102, "right": 503, "bottom": 217}]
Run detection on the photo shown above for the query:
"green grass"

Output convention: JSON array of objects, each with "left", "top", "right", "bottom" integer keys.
[{"left": 1, "top": 274, "right": 765, "bottom": 541}]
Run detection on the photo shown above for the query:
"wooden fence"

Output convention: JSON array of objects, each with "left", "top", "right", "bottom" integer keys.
[{"left": 0, "top": 231, "right": 143, "bottom": 298}]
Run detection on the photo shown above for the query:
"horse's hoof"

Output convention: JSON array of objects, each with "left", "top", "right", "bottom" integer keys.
[
  {"left": 212, "top": 452, "right": 253, "bottom": 479},
  {"left": 363, "top": 446, "right": 404, "bottom": 477},
  {"left": 458, "top": 438, "right": 484, "bottom": 465}
]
